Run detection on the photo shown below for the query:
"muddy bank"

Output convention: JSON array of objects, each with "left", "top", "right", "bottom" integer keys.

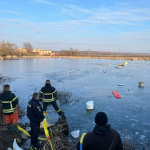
[
  {"left": 0, "top": 116, "right": 70, "bottom": 150},
  {"left": 0, "top": 98, "right": 71, "bottom": 150},
  {"left": 0, "top": 55, "right": 150, "bottom": 61},
  {"left": 0, "top": 123, "right": 28, "bottom": 150}
]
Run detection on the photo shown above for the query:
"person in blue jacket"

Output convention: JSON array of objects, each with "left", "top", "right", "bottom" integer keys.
[{"left": 27, "top": 93, "right": 45, "bottom": 150}]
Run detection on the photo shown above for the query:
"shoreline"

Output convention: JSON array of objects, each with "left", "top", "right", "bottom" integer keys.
[{"left": 0, "top": 55, "right": 150, "bottom": 61}]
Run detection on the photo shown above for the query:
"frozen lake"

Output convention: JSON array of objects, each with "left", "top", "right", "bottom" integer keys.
[{"left": 0, "top": 58, "right": 150, "bottom": 149}]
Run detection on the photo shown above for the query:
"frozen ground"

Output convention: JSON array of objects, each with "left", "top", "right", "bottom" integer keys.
[{"left": 0, "top": 58, "right": 150, "bottom": 149}]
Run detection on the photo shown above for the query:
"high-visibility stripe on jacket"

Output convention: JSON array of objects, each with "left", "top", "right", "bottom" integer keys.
[
  {"left": 80, "top": 133, "right": 87, "bottom": 150},
  {"left": 39, "top": 85, "right": 57, "bottom": 102},
  {"left": 0, "top": 91, "right": 19, "bottom": 115},
  {"left": 2, "top": 97, "right": 17, "bottom": 113}
]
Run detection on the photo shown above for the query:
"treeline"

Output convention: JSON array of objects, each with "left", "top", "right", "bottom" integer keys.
[
  {"left": 0, "top": 40, "right": 34, "bottom": 57},
  {"left": 57, "top": 48, "right": 80, "bottom": 56},
  {"left": 0, "top": 40, "right": 19, "bottom": 56}
]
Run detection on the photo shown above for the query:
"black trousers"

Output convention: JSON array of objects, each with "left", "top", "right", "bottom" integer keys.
[
  {"left": 30, "top": 123, "right": 40, "bottom": 147},
  {"left": 43, "top": 100, "right": 62, "bottom": 115}
]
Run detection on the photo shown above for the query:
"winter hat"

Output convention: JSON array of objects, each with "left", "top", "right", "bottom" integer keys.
[{"left": 95, "top": 112, "right": 108, "bottom": 126}]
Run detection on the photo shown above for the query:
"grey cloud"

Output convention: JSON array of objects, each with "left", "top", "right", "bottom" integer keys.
[
  {"left": 58, "top": 4, "right": 150, "bottom": 26},
  {"left": 0, "top": 2, "right": 8, "bottom": 4},
  {"left": 34, "top": 0, "right": 53, "bottom": 5},
  {"left": 1, "top": 10, "right": 22, "bottom": 14},
  {"left": 0, "top": 31, "right": 12, "bottom": 36},
  {"left": 1, "top": 19, "right": 28, "bottom": 23},
  {"left": 15, "top": 24, "right": 46, "bottom": 33}
]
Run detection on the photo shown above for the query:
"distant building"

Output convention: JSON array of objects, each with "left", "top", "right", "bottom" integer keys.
[
  {"left": 33, "top": 49, "right": 52, "bottom": 55},
  {"left": 51, "top": 52, "right": 56, "bottom": 56},
  {"left": 19, "top": 48, "right": 52, "bottom": 55},
  {"left": 18, "top": 48, "right": 27, "bottom": 53}
]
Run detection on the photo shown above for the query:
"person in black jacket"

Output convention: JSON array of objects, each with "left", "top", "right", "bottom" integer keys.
[
  {"left": 39, "top": 80, "right": 65, "bottom": 118},
  {"left": 77, "top": 112, "right": 123, "bottom": 150},
  {"left": 0, "top": 84, "right": 19, "bottom": 134},
  {"left": 27, "top": 93, "right": 45, "bottom": 150}
]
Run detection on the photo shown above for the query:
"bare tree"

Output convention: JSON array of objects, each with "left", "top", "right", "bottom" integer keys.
[
  {"left": 0, "top": 40, "right": 18, "bottom": 56},
  {"left": 10, "top": 43, "right": 18, "bottom": 51},
  {"left": 23, "top": 42, "right": 33, "bottom": 53}
]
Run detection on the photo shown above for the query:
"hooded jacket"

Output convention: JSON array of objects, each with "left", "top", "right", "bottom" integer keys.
[
  {"left": 77, "top": 124, "right": 123, "bottom": 150},
  {"left": 0, "top": 91, "right": 18, "bottom": 115}
]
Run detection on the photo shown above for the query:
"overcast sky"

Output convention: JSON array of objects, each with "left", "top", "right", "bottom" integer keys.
[{"left": 0, "top": 0, "right": 150, "bottom": 53}]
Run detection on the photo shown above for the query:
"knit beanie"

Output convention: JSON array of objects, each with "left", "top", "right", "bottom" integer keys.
[{"left": 95, "top": 112, "right": 108, "bottom": 126}]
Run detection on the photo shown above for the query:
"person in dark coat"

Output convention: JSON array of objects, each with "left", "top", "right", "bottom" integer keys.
[
  {"left": 77, "top": 112, "right": 123, "bottom": 150},
  {"left": 39, "top": 80, "right": 65, "bottom": 118},
  {"left": 27, "top": 93, "right": 45, "bottom": 150},
  {"left": 0, "top": 84, "right": 19, "bottom": 134}
]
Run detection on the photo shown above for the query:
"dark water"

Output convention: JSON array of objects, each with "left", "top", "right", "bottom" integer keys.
[{"left": 0, "top": 58, "right": 150, "bottom": 149}]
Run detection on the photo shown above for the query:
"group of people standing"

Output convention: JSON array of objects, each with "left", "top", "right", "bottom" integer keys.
[
  {"left": 27, "top": 79, "right": 66, "bottom": 150},
  {"left": 0, "top": 80, "right": 65, "bottom": 150},
  {"left": 0, "top": 79, "right": 123, "bottom": 150}
]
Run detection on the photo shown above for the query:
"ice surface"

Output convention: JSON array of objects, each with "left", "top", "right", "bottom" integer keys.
[{"left": 0, "top": 59, "right": 150, "bottom": 149}]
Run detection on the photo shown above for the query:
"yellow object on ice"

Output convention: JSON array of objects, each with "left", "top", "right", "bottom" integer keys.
[
  {"left": 124, "top": 62, "right": 128, "bottom": 64},
  {"left": 43, "top": 114, "right": 53, "bottom": 150}
]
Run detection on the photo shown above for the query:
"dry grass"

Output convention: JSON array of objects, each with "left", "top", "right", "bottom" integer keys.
[
  {"left": 57, "top": 91, "right": 72, "bottom": 104},
  {"left": 123, "top": 129, "right": 150, "bottom": 150}
]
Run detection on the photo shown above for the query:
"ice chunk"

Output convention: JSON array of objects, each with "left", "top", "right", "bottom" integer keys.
[
  {"left": 71, "top": 130, "right": 80, "bottom": 138},
  {"left": 13, "top": 138, "right": 22, "bottom": 150}
]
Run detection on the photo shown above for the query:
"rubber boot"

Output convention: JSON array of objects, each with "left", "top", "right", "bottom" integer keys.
[
  {"left": 31, "top": 144, "right": 43, "bottom": 150},
  {"left": 6, "top": 123, "right": 12, "bottom": 133},
  {"left": 12, "top": 124, "right": 19, "bottom": 134},
  {"left": 36, "top": 144, "right": 43, "bottom": 149},
  {"left": 61, "top": 112, "right": 66, "bottom": 119}
]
